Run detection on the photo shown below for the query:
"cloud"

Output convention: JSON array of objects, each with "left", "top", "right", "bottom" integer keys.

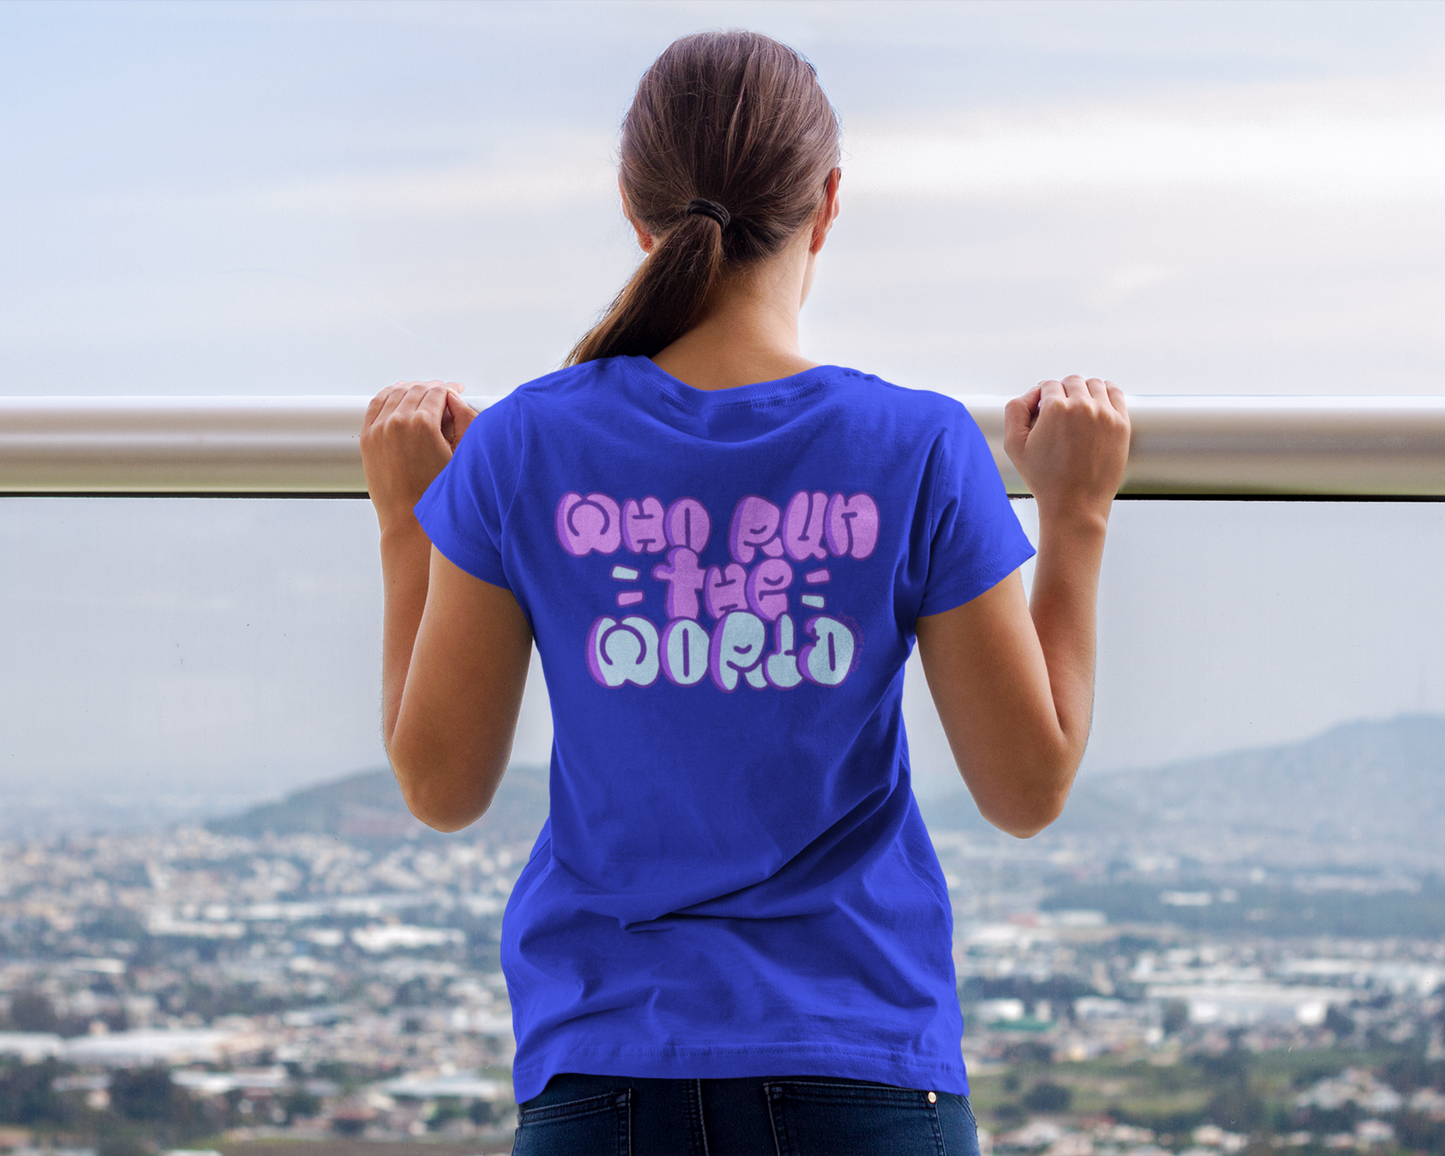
[
  {"left": 843, "top": 80, "right": 1445, "bottom": 204},
  {"left": 54, "top": 132, "right": 620, "bottom": 221}
]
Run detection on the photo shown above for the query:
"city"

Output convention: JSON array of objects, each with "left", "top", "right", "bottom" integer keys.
[{"left": 3, "top": 738, "right": 1444, "bottom": 1156}]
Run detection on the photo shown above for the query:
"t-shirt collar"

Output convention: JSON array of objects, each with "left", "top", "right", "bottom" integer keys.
[{"left": 625, "top": 354, "right": 837, "bottom": 412}]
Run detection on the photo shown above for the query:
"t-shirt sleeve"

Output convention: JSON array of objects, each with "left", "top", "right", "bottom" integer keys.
[
  {"left": 916, "top": 405, "right": 1036, "bottom": 618},
  {"left": 412, "top": 399, "right": 518, "bottom": 593}
]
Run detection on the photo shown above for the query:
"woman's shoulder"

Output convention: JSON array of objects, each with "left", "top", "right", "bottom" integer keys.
[
  {"left": 820, "top": 366, "right": 982, "bottom": 427},
  {"left": 468, "top": 359, "right": 625, "bottom": 435},
  {"left": 494, "top": 358, "right": 616, "bottom": 403}
]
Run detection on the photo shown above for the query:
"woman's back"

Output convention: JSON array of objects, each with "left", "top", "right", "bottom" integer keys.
[{"left": 415, "top": 352, "right": 1033, "bottom": 1100}]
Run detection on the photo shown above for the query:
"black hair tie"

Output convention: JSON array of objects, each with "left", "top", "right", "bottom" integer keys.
[{"left": 684, "top": 197, "right": 730, "bottom": 229}]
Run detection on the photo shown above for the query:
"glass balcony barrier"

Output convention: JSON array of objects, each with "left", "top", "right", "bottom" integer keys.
[{"left": 2, "top": 395, "right": 1443, "bottom": 1148}]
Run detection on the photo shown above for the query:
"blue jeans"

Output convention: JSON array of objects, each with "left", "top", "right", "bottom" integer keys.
[{"left": 512, "top": 1072, "right": 981, "bottom": 1156}]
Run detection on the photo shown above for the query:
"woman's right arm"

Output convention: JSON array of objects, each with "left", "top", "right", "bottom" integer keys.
[
  {"left": 914, "top": 375, "right": 1129, "bottom": 838},
  {"left": 362, "top": 381, "right": 534, "bottom": 833}
]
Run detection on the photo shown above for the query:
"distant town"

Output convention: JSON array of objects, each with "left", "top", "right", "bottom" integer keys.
[{"left": 2, "top": 716, "right": 1444, "bottom": 1156}]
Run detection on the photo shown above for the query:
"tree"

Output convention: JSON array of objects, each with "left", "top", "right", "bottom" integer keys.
[
  {"left": 110, "top": 1069, "right": 177, "bottom": 1123},
  {"left": 1324, "top": 1005, "right": 1356, "bottom": 1038},
  {"left": 281, "top": 1087, "right": 322, "bottom": 1124},
  {"left": 469, "top": 1099, "right": 498, "bottom": 1126},
  {"left": 96, "top": 1132, "right": 153, "bottom": 1156},
  {"left": 106, "top": 1067, "right": 210, "bottom": 1142},
  {"left": 0, "top": 1060, "right": 74, "bottom": 1126},
  {"left": 1023, "top": 1082, "right": 1073, "bottom": 1112},
  {"left": 1162, "top": 1000, "right": 1190, "bottom": 1036},
  {"left": 7, "top": 992, "right": 60, "bottom": 1034},
  {"left": 1197, "top": 1048, "right": 1265, "bottom": 1132}
]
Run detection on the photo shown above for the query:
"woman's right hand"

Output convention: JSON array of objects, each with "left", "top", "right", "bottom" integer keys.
[
  {"left": 916, "top": 374, "right": 1129, "bottom": 839},
  {"left": 1003, "top": 375, "right": 1130, "bottom": 523},
  {"left": 361, "top": 380, "right": 478, "bottom": 531}
]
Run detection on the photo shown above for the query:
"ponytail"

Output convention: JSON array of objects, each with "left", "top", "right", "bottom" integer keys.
[
  {"left": 567, "top": 30, "right": 840, "bottom": 367},
  {"left": 567, "top": 210, "right": 726, "bottom": 365}
]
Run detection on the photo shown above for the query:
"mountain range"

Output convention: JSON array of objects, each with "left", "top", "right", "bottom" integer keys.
[
  {"left": 207, "top": 761, "right": 550, "bottom": 850},
  {"left": 209, "top": 714, "right": 1445, "bottom": 870},
  {"left": 919, "top": 713, "right": 1445, "bottom": 869}
]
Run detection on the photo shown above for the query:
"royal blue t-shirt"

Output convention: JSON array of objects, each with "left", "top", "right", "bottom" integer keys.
[{"left": 414, "top": 355, "right": 1034, "bottom": 1104}]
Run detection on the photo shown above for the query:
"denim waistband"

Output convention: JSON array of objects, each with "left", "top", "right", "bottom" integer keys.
[{"left": 512, "top": 1071, "right": 980, "bottom": 1156}]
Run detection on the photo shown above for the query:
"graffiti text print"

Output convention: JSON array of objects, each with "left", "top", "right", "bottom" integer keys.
[{"left": 557, "top": 489, "right": 877, "bottom": 690}]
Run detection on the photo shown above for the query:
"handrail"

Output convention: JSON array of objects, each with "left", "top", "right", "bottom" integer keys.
[
  {"left": 0, "top": 394, "right": 1443, "bottom": 498},
  {"left": 0, "top": 396, "right": 369, "bottom": 496}
]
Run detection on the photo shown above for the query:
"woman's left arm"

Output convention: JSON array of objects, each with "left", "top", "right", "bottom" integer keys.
[{"left": 362, "top": 381, "right": 534, "bottom": 832}]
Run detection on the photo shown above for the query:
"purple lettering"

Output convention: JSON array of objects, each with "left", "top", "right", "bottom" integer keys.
[
  {"left": 744, "top": 558, "right": 793, "bottom": 622},
  {"left": 782, "top": 490, "right": 829, "bottom": 562},
  {"left": 664, "top": 497, "right": 711, "bottom": 553},
  {"left": 651, "top": 547, "right": 707, "bottom": 621},
  {"left": 704, "top": 563, "right": 749, "bottom": 619},
  {"left": 622, "top": 496, "right": 667, "bottom": 554},
  {"left": 555, "top": 492, "right": 622, "bottom": 557},
  {"left": 824, "top": 493, "right": 880, "bottom": 560},
  {"left": 728, "top": 496, "right": 783, "bottom": 564}
]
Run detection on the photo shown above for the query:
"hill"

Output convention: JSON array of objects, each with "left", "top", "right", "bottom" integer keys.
[
  {"left": 919, "top": 714, "right": 1445, "bottom": 869},
  {"left": 207, "top": 761, "right": 550, "bottom": 849},
  {"left": 213, "top": 714, "right": 1445, "bottom": 869}
]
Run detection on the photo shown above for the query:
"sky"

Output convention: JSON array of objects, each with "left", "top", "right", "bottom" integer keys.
[{"left": 1, "top": 0, "right": 1443, "bottom": 831}]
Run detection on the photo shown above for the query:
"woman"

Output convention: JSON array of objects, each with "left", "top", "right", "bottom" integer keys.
[{"left": 361, "top": 29, "right": 1129, "bottom": 1156}]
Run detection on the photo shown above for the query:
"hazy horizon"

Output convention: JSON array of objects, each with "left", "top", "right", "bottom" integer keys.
[{"left": 5, "top": 680, "right": 1441, "bottom": 839}]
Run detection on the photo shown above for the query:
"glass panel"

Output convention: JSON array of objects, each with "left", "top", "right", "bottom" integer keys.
[
  {"left": 2, "top": 498, "right": 1443, "bottom": 1151},
  {"left": 8, "top": 498, "right": 1438, "bottom": 835},
  {"left": 1, "top": 496, "right": 1437, "bottom": 818},
  {"left": 0, "top": 498, "right": 556, "bottom": 835}
]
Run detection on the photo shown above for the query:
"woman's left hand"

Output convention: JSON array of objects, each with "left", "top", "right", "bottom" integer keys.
[{"left": 361, "top": 380, "right": 478, "bottom": 530}]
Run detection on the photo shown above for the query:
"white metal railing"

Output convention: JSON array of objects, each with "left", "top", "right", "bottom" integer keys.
[{"left": 1, "top": 394, "right": 1444, "bottom": 497}]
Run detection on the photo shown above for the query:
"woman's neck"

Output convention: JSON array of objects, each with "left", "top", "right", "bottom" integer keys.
[{"left": 650, "top": 233, "right": 818, "bottom": 392}]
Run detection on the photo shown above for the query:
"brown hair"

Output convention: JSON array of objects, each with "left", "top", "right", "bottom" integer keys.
[{"left": 566, "top": 30, "right": 840, "bottom": 366}]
